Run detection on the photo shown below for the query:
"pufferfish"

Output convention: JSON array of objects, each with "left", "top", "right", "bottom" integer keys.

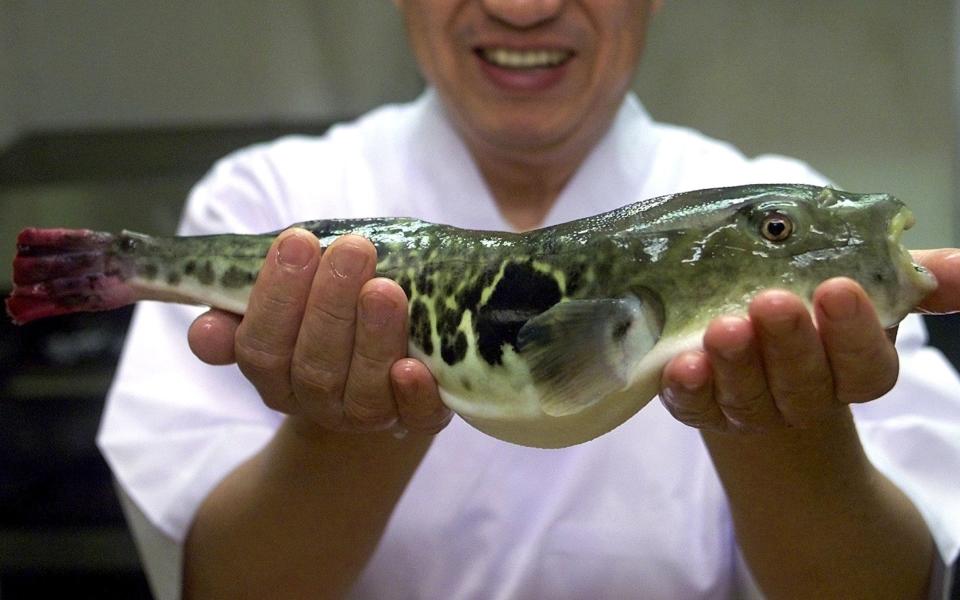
[{"left": 6, "top": 184, "right": 937, "bottom": 448}]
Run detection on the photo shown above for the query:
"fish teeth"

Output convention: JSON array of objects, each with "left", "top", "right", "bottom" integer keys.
[{"left": 481, "top": 48, "right": 571, "bottom": 69}]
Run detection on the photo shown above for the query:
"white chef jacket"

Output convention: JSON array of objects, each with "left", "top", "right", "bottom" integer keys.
[{"left": 98, "top": 90, "right": 960, "bottom": 599}]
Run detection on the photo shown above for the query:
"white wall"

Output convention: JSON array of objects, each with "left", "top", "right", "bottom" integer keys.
[
  {"left": 0, "top": 1, "right": 21, "bottom": 147},
  {"left": 637, "top": 0, "right": 956, "bottom": 248},
  {"left": 5, "top": 1, "right": 421, "bottom": 131},
  {"left": 954, "top": 0, "right": 960, "bottom": 247}
]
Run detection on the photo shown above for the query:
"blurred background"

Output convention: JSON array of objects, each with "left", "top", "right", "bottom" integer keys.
[{"left": 1, "top": 1, "right": 958, "bottom": 598}]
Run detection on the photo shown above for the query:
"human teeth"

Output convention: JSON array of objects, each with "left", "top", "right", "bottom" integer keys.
[{"left": 482, "top": 48, "right": 570, "bottom": 69}]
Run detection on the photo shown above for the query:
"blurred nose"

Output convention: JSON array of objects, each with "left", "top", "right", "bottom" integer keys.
[{"left": 480, "top": 0, "right": 565, "bottom": 28}]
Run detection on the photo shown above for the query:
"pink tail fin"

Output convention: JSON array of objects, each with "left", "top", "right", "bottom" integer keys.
[{"left": 6, "top": 228, "right": 138, "bottom": 325}]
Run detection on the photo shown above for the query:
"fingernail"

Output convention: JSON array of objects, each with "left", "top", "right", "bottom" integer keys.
[
  {"left": 678, "top": 356, "right": 708, "bottom": 391},
  {"left": 277, "top": 234, "right": 315, "bottom": 270},
  {"left": 663, "top": 375, "right": 703, "bottom": 398},
  {"left": 821, "top": 287, "right": 859, "bottom": 320},
  {"left": 660, "top": 386, "right": 677, "bottom": 405},
  {"left": 390, "top": 423, "right": 409, "bottom": 440},
  {"left": 759, "top": 313, "right": 799, "bottom": 336},
  {"left": 716, "top": 338, "right": 749, "bottom": 362},
  {"left": 660, "top": 385, "right": 690, "bottom": 409},
  {"left": 331, "top": 244, "right": 369, "bottom": 278},
  {"left": 360, "top": 292, "right": 395, "bottom": 329},
  {"left": 708, "top": 317, "right": 751, "bottom": 361}
]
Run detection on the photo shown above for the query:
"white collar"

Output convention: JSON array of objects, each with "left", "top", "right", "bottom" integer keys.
[{"left": 545, "top": 93, "right": 658, "bottom": 226}]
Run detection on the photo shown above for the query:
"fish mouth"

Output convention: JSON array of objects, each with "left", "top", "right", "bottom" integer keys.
[
  {"left": 889, "top": 207, "right": 938, "bottom": 298},
  {"left": 888, "top": 206, "right": 915, "bottom": 248}
]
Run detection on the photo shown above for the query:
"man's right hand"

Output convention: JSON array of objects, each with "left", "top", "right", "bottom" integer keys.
[{"left": 186, "top": 228, "right": 452, "bottom": 435}]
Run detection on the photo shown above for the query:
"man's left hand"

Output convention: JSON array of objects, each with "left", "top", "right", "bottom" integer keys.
[{"left": 659, "top": 248, "right": 960, "bottom": 433}]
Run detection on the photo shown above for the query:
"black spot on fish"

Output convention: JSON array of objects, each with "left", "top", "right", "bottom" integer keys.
[
  {"left": 410, "top": 299, "right": 434, "bottom": 355},
  {"left": 415, "top": 269, "right": 435, "bottom": 296},
  {"left": 166, "top": 271, "right": 182, "bottom": 286},
  {"left": 441, "top": 330, "right": 468, "bottom": 365},
  {"left": 196, "top": 261, "right": 215, "bottom": 285},
  {"left": 184, "top": 260, "right": 196, "bottom": 276},
  {"left": 435, "top": 303, "right": 460, "bottom": 339},
  {"left": 372, "top": 241, "right": 390, "bottom": 260},
  {"left": 564, "top": 265, "right": 584, "bottom": 296},
  {"left": 476, "top": 262, "right": 562, "bottom": 365},
  {"left": 221, "top": 265, "right": 251, "bottom": 289},
  {"left": 396, "top": 275, "right": 412, "bottom": 299},
  {"left": 874, "top": 272, "right": 885, "bottom": 284},
  {"left": 435, "top": 301, "right": 470, "bottom": 366},
  {"left": 455, "top": 267, "right": 495, "bottom": 312},
  {"left": 141, "top": 263, "right": 158, "bottom": 279}
]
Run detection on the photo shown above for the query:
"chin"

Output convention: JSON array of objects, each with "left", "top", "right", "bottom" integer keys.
[{"left": 480, "top": 118, "right": 574, "bottom": 154}]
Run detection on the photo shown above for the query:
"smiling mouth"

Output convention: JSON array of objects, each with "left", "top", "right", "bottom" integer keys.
[{"left": 477, "top": 48, "right": 573, "bottom": 70}]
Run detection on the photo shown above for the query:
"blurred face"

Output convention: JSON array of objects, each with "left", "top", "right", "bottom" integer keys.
[{"left": 396, "top": 0, "right": 659, "bottom": 162}]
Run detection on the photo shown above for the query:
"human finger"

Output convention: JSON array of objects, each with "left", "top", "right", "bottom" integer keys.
[
  {"left": 703, "top": 315, "right": 784, "bottom": 432},
  {"left": 659, "top": 351, "right": 726, "bottom": 431},
  {"left": 749, "top": 290, "right": 837, "bottom": 428},
  {"left": 188, "top": 309, "right": 242, "bottom": 365},
  {"left": 340, "top": 278, "right": 409, "bottom": 431},
  {"left": 290, "top": 235, "right": 377, "bottom": 428},
  {"left": 911, "top": 249, "right": 960, "bottom": 314},
  {"left": 391, "top": 359, "right": 452, "bottom": 434},
  {"left": 814, "top": 278, "right": 898, "bottom": 404},
  {"left": 234, "top": 228, "right": 320, "bottom": 414}
]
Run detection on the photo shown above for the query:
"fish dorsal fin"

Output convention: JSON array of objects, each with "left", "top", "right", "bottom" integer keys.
[{"left": 516, "top": 292, "right": 664, "bottom": 417}]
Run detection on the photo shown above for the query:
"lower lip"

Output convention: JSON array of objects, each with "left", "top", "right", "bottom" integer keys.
[{"left": 474, "top": 53, "right": 571, "bottom": 92}]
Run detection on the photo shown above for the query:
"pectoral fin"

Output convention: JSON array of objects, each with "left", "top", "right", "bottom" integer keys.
[{"left": 516, "top": 292, "right": 664, "bottom": 417}]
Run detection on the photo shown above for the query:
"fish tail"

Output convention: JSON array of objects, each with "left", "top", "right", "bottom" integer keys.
[{"left": 7, "top": 228, "right": 139, "bottom": 324}]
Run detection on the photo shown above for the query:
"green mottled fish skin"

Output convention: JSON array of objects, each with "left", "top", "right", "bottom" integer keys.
[{"left": 113, "top": 184, "right": 935, "bottom": 448}]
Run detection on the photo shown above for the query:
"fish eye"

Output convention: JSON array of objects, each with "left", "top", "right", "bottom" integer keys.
[{"left": 760, "top": 212, "right": 793, "bottom": 242}]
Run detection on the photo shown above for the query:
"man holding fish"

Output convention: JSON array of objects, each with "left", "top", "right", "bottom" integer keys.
[{"left": 95, "top": 1, "right": 960, "bottom": 598}]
